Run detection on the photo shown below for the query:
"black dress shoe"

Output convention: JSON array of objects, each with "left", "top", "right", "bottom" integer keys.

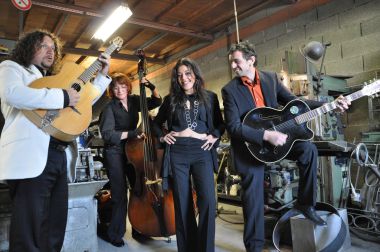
[
  {"left": 98, "top": 230, "right": 125, "bottom": 247},
  {"left": 110, "top": 239, "right": 125, "bottom": 247},
  {"left": 295, "top": 205, "right": 327, "bottom": 226}
]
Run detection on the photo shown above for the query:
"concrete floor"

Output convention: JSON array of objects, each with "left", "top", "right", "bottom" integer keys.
[{"left": 98, "top": 203, "right": 380, "bottom": 252}]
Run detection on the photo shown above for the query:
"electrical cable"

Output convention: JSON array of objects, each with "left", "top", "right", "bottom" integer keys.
[
  {"left": 216, "top": 204, "right": 244, "bottom": 225},
  {"left": 343, "top": 143, "right": 380, "bottom": 243},
  {"left": 350, "top": 228, "right": 380, "bottom": 244}
]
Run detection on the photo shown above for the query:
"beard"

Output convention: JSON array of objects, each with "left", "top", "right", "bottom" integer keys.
[{"left": 40, "top": 58, "right": 54, "bottom": 70}]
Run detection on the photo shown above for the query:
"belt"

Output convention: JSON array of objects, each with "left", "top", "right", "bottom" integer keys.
[{"left": 49, "top": 141, "right": 68, "bottom": 152}]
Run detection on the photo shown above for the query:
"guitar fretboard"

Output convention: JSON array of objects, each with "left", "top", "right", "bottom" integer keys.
[
  {"left": 295, "top": 80, "right": 380, "bottom": 124},
  {"left": 77, "top": 43, "right": 118, "bottom": 83}
]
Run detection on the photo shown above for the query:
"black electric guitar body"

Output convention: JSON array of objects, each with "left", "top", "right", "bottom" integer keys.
[
  {"left": 243, "top": 100, "right": 313, "bottom": 163},
  {"left": 243, "top": 79, "right": 380, "bottom": 163}
]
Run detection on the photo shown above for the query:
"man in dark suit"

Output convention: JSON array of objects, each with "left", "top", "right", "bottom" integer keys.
[{"left": 221, "top": 41, "right": 350, "bottom": 252}]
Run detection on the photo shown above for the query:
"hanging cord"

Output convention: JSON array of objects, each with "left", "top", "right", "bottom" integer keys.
[
  {"left": 233, "top": 0, "right": 240, "bottom": 43},
  {"left": 217, "top": 3, "right": 242, "bottom": 225}
]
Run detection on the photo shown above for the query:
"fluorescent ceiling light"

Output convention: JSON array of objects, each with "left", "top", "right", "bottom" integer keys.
[{"left": 93, "top": 4, "right": 132, "bottom": 41}]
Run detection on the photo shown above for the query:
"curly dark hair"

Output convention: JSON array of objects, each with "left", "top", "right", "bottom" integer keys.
[
  {"left": 169, "top": 58, "right": 208, "bottom": 112},
  {"left": 10, "top": 29, "right": 62, "bottom": 74},
  {"left": 107, "top": 72, "right": 132, "bottom": 98},
  {"left": 228, "top": 40, "right": 258, "bottom": 66}
]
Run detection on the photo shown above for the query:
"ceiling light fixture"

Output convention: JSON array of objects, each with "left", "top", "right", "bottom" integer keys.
[{"left": 93, "top": 3, "right": 132, "bottom": 41}]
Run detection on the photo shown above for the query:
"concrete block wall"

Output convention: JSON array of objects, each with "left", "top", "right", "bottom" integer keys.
[
  {"left": 247, "top": 0, "right": 380, "bottom": 79},
  {"left": 150, "top": 0, "right": 380, "bottom": 141}
]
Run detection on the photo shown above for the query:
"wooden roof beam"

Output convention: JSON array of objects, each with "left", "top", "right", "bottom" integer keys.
[
  {"left": 32, "top": 0, "right": 213, "bottom": 41},
  {"left": 62, "top": 47, "right": 165, "bottom": 64}
]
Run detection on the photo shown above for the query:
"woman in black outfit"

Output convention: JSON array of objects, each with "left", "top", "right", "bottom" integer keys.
[
  {"left": 99, "top": 72, "right": 162, "bottom": 247},
  {"left": 153, "top": 58, "right": 225, "bottom": 252}
]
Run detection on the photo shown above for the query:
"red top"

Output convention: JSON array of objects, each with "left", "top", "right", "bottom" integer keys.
[{"left": 241, "top": 70, "right": 265, "bottom": 108}]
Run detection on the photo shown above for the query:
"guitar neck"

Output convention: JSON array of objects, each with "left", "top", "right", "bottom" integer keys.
[
  {"left": 295, "top": 88, "right": 364, "bottom": 124},
  {"left": 77, "top": 43, "right": 117, "bottom": 83}
]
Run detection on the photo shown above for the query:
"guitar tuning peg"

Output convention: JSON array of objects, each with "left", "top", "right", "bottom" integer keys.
[
  {"left": 369, "top": 79, "right": 372, "bottom": 84},
  {"left": 364, "top": 82, "right": 368, "bottom": 86}
]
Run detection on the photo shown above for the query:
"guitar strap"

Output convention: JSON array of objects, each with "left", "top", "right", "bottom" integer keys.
[{"left": 272, "top": 202, "right": 347, "bottom": 252}]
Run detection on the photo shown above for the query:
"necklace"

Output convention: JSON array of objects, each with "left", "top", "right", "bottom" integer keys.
[{"left": 184, "top": 99, "right": 199, "bottom": 130}]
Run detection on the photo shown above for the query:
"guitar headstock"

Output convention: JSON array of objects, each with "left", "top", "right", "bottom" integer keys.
[
  {"left": 362, "top": 79, "right": 380, "bottom": 97},
  {"left": 110, "top": 36, "right": 123, "bottom": 51}
]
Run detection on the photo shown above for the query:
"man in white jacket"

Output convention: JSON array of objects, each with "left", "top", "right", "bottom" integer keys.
[{"left": 0, "top": 29, "right": 111, "bottom": 252}]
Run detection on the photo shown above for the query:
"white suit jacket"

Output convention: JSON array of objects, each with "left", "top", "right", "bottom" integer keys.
[{"left": 0, "top": 60, "right": 111, "bottom": 180}]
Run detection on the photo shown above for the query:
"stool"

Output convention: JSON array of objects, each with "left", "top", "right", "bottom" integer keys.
[{"left": 290, "top": 208, "right": 351, "bottom": 252}]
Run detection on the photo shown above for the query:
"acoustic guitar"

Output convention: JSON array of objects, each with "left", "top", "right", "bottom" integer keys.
[
  {"left": 243, "top": 79, "right": 380, "bottom": 163},
  {"left": 23, "top": 37, "right": 123, "bottom": 142}
]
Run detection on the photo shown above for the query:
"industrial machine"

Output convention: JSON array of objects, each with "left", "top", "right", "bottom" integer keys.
[{"left": 62, "top": 131, "right": 108, "bottom": 252}]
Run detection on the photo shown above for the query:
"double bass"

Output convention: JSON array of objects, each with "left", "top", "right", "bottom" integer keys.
[{"left": 125, "top": 49, "right": 176, "bottom": 238}]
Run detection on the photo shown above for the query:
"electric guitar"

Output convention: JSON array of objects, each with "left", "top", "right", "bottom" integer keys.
[
  {"left": 243, "top": 79, "right": 380, "bottom": 163},
  {"left": 23, "top": 37, "right": 123, "bottom": 142}
]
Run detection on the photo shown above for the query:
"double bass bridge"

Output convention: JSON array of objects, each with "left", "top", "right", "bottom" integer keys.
[{"left": 145, "top": 178, "right": 163, "bottom": 185}]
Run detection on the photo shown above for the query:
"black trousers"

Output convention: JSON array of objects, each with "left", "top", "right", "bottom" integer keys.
[
  {"left": 103, "top": 145, "right": 134, "bottom": 242},
  {"left": 241, "top": 141, "right": 318, "bottom": 252},
  {"left": 170, "top": 137, "right": 216, "bottom": 252},
  {"left": 7, "top": 145, "right": 68, "bottom": 252}
]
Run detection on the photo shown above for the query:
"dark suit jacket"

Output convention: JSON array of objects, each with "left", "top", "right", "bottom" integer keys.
[
  {"left": 153, "top": 90, "right": 225, "bottom": 189},
  {"left": 221, "top": 70, "right": 323, "bottom": 174}
]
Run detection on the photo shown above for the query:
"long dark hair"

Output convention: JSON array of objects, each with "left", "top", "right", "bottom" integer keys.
[
  {"left": 169, "top": 58, "right": 208, "bottom": 112},
  {"left": 10, "top": 29, "right": 62, "bottom": 74}
]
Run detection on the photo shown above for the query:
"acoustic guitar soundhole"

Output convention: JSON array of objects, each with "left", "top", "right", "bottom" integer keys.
[{"left": 72, "top": 83, "right": 81, "bottom": 92}]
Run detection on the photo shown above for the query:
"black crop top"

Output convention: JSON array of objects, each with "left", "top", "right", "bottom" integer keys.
[{"left": 170, "top": 94, "right": 208, "bottom": 133}]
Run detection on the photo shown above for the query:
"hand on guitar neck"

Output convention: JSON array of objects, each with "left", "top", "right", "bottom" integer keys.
[
  {"left": 97, "top": 52, "right": 111, "bottom": 76},
  {"left": 65, "top": 52, "right": 110, "bottom": 107},
  {"left": 334, "top": 95, "right": 351, "bottom": 113}
]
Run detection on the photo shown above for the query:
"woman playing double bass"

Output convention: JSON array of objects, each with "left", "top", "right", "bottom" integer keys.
[
  {"left": 153, "top": 58, "right": 225, "bottom": 252},
  {"left": 99, "top": 73, "right": 161, "bottom": 247}
]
